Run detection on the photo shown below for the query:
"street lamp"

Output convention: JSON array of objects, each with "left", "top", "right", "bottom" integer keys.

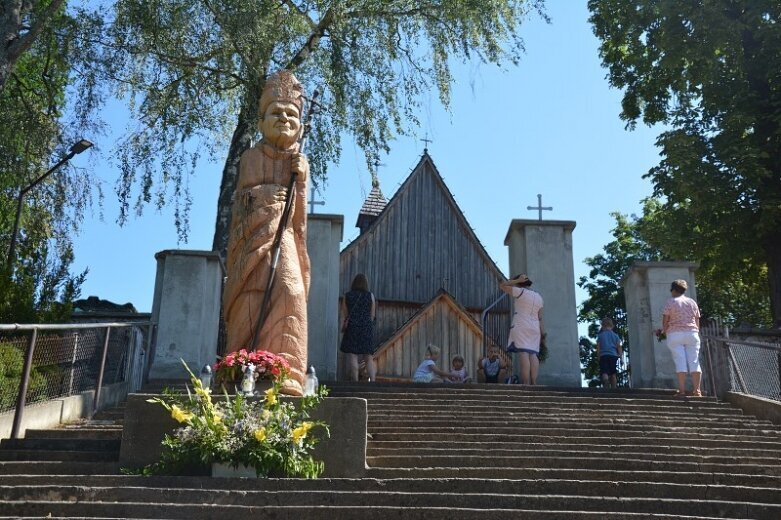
[{"left": 6, "top": 139, "right": 94, "bottom": 269}]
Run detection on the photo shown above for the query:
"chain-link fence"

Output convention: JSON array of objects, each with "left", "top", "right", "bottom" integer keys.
[
  {"left": 0, "top": 322, "right": 152, "bottom": 436},
  {"left": 703, "top": 334, "right": 781, "bottom": 402}
]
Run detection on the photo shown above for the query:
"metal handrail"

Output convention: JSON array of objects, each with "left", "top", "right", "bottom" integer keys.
[
  {"left": 6, "top": 320, "right": 154, "bottom": 438},
  {"left": 481, "top": 292, "right": 508, "bottom": 357}
]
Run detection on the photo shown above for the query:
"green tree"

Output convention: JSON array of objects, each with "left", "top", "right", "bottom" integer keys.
[
  {"left": 588, "top": 0, "right": 781, "bottom": 326},
  {"left": 96, "top": 0, "right": 547, "bottom": 251},
  {"left": 578, "top": 208, "right": 663, "bottom": 387},
  {"left": 0, "top": 2, "right": 99, "bottom": 322}
]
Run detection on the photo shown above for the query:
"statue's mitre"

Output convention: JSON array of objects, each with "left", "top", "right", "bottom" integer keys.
[{"left": 260, "top": 70, "right": 305, "bottom": 114}]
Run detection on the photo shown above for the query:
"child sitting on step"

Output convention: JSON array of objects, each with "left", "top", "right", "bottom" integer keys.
[
  {"left": 412, "top": 345, "right": 455, "bottom": 383},
  {"left": 478, "top": 346, "right": 507, "bottom": 384},
  {"left": 445, "top": 355, "right": 470, "bottom": 383}
]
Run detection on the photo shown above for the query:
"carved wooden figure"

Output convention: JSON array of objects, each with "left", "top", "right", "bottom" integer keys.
[{"left": 223, "top": 70, "right": 310, "bottom": 395}]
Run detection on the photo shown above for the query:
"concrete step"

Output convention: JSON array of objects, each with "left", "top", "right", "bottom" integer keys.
[
  {"left": 0, "top": 461, "right": 120, "bottom": 475},
  {"left": 366, "top": 405, "right": 747, "bottom": 419},
  {"left": 366, "top": 444, "right": 781, "bottom": 459},
  {"left": 1, "top": 490, "right": 779, "bottom": 519},
  {"left": 367, "top": 429, "right": 781, "bottom": 444},
  {"left": 0, "top": 502, "right": 750, "bottom": 520},
  {"left": 1, "top": 475, "right": 779, "bottom": 503},
  {"left": 23, "top": 428, "right": 123, "bottom": 440},
  {"left": 366, "top": 454, "right": 781, "bottom": 475},
  {"left": 366, "top": 424, "right": 781, "bottom": 440},
  {"left": 0, "top": 438, "right": 120, "bottom": 452},
  {"left": 366, "top": 467, "right": 781, "bottom": 486},
  {"left": 351, "top": 394, "right": 730, "bottom": 407},
  {"left": 369, "top": 412, "right": 781, "bottom": 426},
  {"left": 0, "top": 449, "right": 118, "bottom": 462}
]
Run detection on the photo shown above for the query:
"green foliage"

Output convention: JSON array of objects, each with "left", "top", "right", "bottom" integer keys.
[
  {"left": 141, "top": 363, "right": 329, "bottom": 478},
  {"left": 0, "top": 343, "right": 48, "bottom": 411},
  {"left": 588, "top": 0, "right": 781, "bottom": 325},
  {"left": 95, "top": 0, "right": 548, "bottom": 246},
  {"left": 578, "top": 208, "right": 663, "bottom": 387},
  {"left": 0, "top": 3, "right": 99, "bottom": 322}
]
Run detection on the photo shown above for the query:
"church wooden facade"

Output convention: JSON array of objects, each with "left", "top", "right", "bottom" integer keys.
[{"left": 340, "top": 152, "right": 508, "bottom": 379}]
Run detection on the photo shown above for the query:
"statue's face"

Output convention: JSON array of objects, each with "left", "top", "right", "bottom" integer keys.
[{"left": 260, "top": 101, "right": 301, "bottom": 148}]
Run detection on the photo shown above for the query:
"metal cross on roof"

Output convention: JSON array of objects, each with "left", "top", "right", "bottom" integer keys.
[
  {"left": 527, "top": 193, "right": 552, "bottom": 221},
  {"left": 308, "top": 185, "right": 325, "bottom": 214},
  {"left": 421, "top": 134, "right": 433, "bottom": 152}
]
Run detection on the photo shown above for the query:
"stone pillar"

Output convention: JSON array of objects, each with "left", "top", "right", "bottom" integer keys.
[
  {"left": 622, "top": 262, "right": 698, "bottom": 389},
  {"left": 504, "top": 220, "right": 580, "bottom": 386},
  {"left": 306, "top": 214, "right": 344, "bottom": 381},
  {"left": 149, "top": 250, "right": 225, "bottom": 380}
]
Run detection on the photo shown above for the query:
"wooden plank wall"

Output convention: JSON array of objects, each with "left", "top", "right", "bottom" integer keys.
[
  {"left": 340, "top": 159, "right": 504, "bottom": 311},
  {"left": 373, "top": 298, "right": 484, "bottom": 379}
]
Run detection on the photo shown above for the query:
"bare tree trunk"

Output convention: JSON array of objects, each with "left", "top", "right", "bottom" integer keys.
[{"left": 211, "top": 90, "right": 260, "bottom": 257}]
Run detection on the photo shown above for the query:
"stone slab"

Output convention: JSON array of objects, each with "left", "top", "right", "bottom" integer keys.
[{"left": 119, "top": 394, "right": 367, "bottom": 478}]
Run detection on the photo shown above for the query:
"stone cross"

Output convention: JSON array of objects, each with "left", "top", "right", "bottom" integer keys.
[
  {"left": 527, "top": 193, "right": 552, "bottom": 221},
  {"left": 309, "top": 185, "right": 325, "bottom": 214}
]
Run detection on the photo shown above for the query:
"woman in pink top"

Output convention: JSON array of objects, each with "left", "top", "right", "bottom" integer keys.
[{"left": 662, "top": 279, "right": 702, "bottom": 397}]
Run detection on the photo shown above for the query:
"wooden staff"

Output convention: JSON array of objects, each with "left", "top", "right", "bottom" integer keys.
[{"left": 250, "top": 89, "right": 321, "bottom": 349}]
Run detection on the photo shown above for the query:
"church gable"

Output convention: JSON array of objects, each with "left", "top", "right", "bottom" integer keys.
[
  {"left": 372, "top": 290, "right": 484, "bottom": 379},
  {"left": 340, "top": 153, "right": 505, "bottom": 310}
]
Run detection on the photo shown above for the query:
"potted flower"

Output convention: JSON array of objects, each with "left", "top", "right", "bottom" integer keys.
[
  {"left": 143, "top": 360, "right": 329, "bottom": 478},
  {"left": 213, "top": 349, "right": 290, "bottom": 392}
]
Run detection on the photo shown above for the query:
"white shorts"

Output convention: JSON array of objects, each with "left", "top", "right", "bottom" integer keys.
[{"left": 667, "top": 331, "right": 701, "bottom": 373}]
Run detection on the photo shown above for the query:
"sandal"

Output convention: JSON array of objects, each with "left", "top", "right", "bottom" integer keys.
[
  {"left": 674, "top": 390, "right": 686, "bottom": 397},
  {"left": 691, "top": 389, "right": 703, "bottom": 397}
]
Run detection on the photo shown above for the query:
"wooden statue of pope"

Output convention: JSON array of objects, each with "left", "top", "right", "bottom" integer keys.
[{"left": 223, "top": 70, "right": 310, "bottom": 396}]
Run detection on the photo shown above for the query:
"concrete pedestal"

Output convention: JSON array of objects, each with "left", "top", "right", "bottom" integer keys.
[
  {"left": 504, "top": 220, "right": 581, "bottom": 386},
  {"left": 622, "top": 262, "right": 698, "bottom": 389},
  {"left": 306, "top": 214, "right": 344, "bottom": 381},
  {"left": 148, "top": 250, "right": 224, "bottom": 379}
]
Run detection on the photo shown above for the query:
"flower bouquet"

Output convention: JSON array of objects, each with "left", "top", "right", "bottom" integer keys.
[
  {"left": 213, "top": 349, "right": 290, "bottom": 389},
  {"left": 142, "top": 360, "right": 329, "bottom": 478},
  {"left": 654, "top": 329, "right": 667, "bottom": 342}
]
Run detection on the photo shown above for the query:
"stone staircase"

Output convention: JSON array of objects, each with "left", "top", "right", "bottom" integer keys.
[{"left": 1, "top": 382, "right": 780, "bottom": 519}]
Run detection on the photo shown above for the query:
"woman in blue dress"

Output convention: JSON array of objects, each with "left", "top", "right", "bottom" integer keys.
[{"left": 340, "top": 273, "right": 377, "bottom": 381}]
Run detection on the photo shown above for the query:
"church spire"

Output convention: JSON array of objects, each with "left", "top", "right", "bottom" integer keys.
[{"left": 356, "top": 175, "right": 387, "bottom": 235}]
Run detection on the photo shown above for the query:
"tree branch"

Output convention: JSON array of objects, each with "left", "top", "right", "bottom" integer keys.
[
  {"left": 280, "top": 0, "right": 316, "bottom": 30},
  {"left": 285, "top": 7, "right": 334, "bottom": 70},
  {"left": 6, "top": 0, "right": 66, "bottom": 63}
]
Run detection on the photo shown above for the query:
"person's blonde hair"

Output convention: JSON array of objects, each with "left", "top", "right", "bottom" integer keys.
[{"left": 425, "top": 344, "right": 440, "bottom": 357}]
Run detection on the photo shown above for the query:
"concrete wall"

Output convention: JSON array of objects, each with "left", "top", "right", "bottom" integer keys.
[
  {"left": 725, "top": 392, "right": 781, "bottom": 426},
  {"left": 0, "top": 381, "right": 129, "bottom": 439},
  {"left": 306, "top": 214, "right": 344, "bottom": 381},
  {"left": 504, "top": 220, "right": 581, "bottom": 387},
  {"left": 149, "top": 250, "right": 225, "bottom": 380},
  {"left": 622, "top": 262, "right": 698, "bottom": 389}
]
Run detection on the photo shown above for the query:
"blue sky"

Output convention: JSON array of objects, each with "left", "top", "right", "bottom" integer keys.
[{"left": 69, "top": 2, "right": 662, "bottom": 325}]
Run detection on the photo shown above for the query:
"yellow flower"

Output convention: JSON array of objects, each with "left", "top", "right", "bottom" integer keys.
[
  {"left": 171, "top": 405, "right": 193, "bottom": 423},
  {"left": 254, "top": 427, "right": 267, "bottom": 442},
  {"left": 291, "top": 421, "right": 314, "bottom": 444},
  {"left": 264, "top": 388, "right": 277, "bottom": 406}
]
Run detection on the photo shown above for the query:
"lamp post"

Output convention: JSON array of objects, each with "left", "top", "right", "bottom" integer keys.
[{"left": 6, "top": 139, "right": 93, "bottom": 269}]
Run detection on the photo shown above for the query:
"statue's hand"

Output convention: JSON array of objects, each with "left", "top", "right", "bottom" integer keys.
[{"left": 291, "top": 153, "right": 308, "bottom": 183}]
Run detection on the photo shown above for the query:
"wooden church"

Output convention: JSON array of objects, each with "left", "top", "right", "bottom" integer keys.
[{"left": 339, "top": 151, "right": 510, "bottom": 380}]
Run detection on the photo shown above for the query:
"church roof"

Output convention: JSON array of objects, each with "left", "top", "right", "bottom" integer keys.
[
  {"left": 358, "top": 182, "right": 387, "bottom": 218},
  {"left": 342, "top": 150, "right": 506, "bottom": 300},
  {"left": 372, "top": 288, "right": 482, "bottom": 359}
]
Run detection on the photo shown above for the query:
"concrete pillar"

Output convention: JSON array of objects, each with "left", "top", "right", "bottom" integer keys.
[
  {"left": 306, "top": 214, "right": 344, "bottom": 381},
  {"left": 504, "top": 220, "right": 580, "bottom": 386},
  {"left": 622, "top": 262, "right": 698, "bottom": 389},
  {"left": 149, "top": 250, "right": 225, "bottom": 380}
]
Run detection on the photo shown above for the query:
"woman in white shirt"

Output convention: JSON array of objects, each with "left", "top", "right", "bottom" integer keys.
[{"left": 500, "top": 274, "right": 545, "bottom": 385}]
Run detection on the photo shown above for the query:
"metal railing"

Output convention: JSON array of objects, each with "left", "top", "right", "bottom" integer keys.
[
  {"left": 481, "top": 291, "right": 510, "bottom": 357},
  {"left": 0, "top": 321, "right": 154, "bottom": 438},
  {"left": 702, "top": 334, "right": 781, "bottom": 402}
]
